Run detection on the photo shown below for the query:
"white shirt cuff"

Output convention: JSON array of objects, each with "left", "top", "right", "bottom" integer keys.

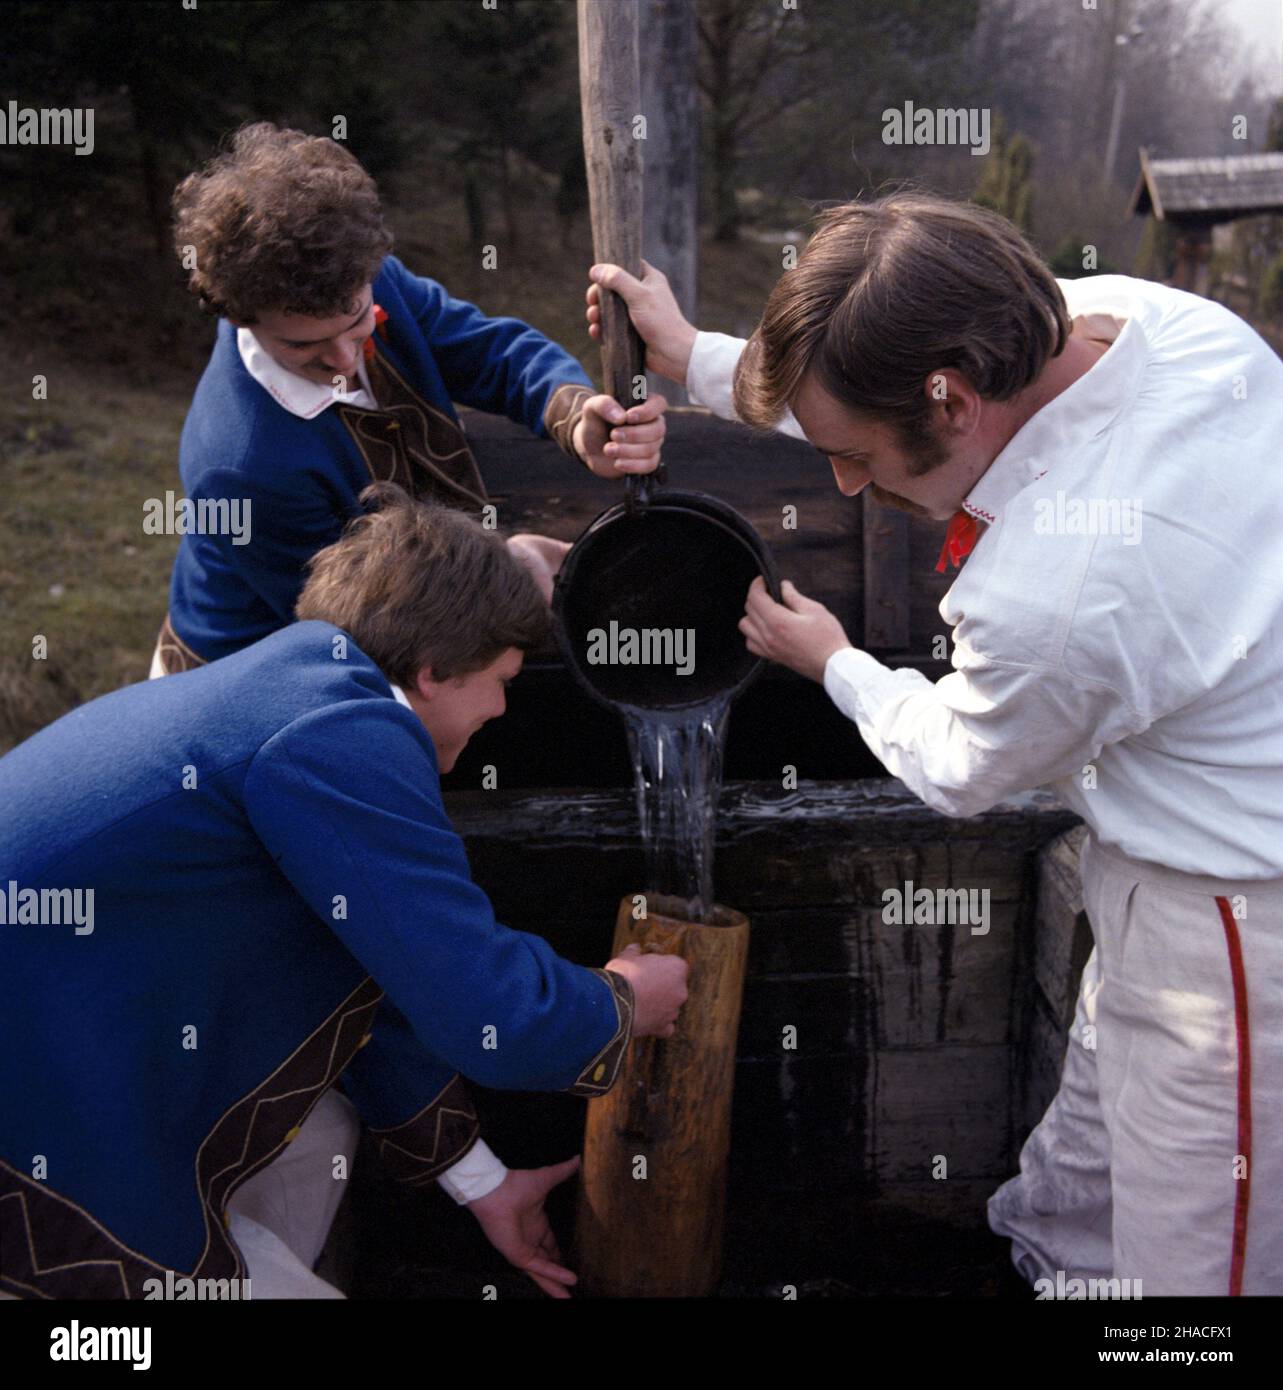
[
  {"left": 437, "top": 1138, "right": 508, "bottom": 1205},
  {"left": 686, "top": 330, "right": 746, "bottom": 418},
  {"left": 686, "top": 331, "right": 808, "bottom": 441}
]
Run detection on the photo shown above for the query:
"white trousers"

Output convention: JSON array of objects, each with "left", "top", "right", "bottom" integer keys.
[
  {"left": 226, "top": 1086, "right": 361, "bottom": 1299},
  {"left": 989, "top": 833, "right": 1283, "bottom": 1294}
]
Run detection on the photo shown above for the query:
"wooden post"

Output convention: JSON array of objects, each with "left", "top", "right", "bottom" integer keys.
[
  {"left": 575, "top": 895, "right": 750, "bottom": 1297},
  {"left": 577, "top": 0, "right": 647, "bottom": 408},
  {"left": 861, "top": 493, "right": 911, "bottom": 650},
  {"left": 640, "top": 0, "right": 698, "bottom": 406}
]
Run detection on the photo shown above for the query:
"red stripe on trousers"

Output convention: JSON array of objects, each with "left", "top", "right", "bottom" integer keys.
[{"left": 1215, "top": 895, "right": 1252, "bottom": 1296}]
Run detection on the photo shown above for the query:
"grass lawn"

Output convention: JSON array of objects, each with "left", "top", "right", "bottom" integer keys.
[{"left": 0, "top": 365, "right": 186, "bottom": 750}]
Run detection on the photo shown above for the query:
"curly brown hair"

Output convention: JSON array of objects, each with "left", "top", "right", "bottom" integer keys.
[
  {"left": 172, "top": 122, "right": 394, "bottom": 323},
  {"left": 295, "top": 483, "right": 549, "bottom": 685}
]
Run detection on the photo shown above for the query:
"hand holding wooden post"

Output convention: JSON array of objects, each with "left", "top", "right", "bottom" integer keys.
[{"left": 576, "top": 0, "right": 664, "bottom": 511}]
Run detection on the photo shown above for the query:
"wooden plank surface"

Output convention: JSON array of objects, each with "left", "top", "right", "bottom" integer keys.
[{"left": 862, "top": 493, "right": 911, "bottom": 650}]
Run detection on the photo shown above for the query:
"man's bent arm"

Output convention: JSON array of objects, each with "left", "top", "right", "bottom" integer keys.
[
  {"left": 243, "top": 698, "right": 634, "bottom": 1097},
  {"left": 340, "top": 994, "right": 508, "bottom": 1198},
  {"left": 389, "top": 258, "right": 595, "bottom": 464},
  {"left": 821, "top": 642, "right": 1150, "bottom": 818}
]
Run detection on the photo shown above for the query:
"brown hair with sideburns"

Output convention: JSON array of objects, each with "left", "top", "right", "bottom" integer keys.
[{"left": 732, "top": 191, "right": 1071, "bottom": 471}]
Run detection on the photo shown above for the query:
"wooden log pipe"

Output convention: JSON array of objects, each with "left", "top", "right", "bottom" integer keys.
[{"left": 575, "top": 895, "right": 751, "bottom": 1297}]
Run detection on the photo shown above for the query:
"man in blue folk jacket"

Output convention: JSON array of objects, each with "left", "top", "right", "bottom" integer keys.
[
  {"left": 152, "top": 121, "right": 666, "bottom": 674},
  {"left": 0, "top": 490, "right": 688, "bottom": 1299}
]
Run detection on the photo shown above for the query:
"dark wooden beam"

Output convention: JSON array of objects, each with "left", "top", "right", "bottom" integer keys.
[{"left": 862, "top": 493, "right": 911, "bottom": 650}]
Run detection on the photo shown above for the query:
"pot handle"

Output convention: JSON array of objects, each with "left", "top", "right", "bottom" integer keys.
[{"left": 625, "top": 456, "right": 668, "bottom": 514}]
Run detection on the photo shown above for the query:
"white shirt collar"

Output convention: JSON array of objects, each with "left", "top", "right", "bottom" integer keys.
[
  {"left": 389, "top": 683, "right": 413, "bottom": 710},
  {"left": 236, "top": 327, "right": 377, "bottom": 420},
  {"left": 962, "top": 277, "right": 1149, "bottom": 527}
]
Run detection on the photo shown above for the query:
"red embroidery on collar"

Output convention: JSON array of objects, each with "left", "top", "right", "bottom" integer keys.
[
  {"left": 935, "top": 510, "right": 980, "bottom": 573},
  {"left": 363, "top": 304, "right": 389, "bottom": 361}
]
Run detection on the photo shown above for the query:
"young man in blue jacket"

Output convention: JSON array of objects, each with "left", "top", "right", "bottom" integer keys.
[
  {"left": 152, "top": 121, "right": 666, "bottom": 674},
  {"left": 0, "top": 488, "right": 688, "bottom": 1299}
]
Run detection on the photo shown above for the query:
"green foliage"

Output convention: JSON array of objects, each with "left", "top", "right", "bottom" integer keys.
[
  {"left": 698, "top": 0, "right": 983, "bottom": 242},
  {"left": 413, "top": 0, "right": 582, "bottom": 246},
  {"left": 0, "top": 0, "right": 410, "bottom": 255},
  {"left": 971, "top": 114, "right": 1034, "bottom": 233},
  {"left": 1259, "top": 251, "right": 1283, "bottom": 320}
]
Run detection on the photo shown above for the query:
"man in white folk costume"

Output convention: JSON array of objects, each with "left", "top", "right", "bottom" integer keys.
[{"left": 588, "top": 191, "right": 1283, "bottom": 1296}]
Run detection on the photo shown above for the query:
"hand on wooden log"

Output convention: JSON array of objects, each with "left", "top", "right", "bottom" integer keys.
[
  {"left": 587, "top": 260, "right": 697, "bottom": 388},
  {"left": 739, "top": 576, "right": 854, "bottom": 684},
  {"left": 573, "top": 391, "right": 668, "bottom": 480},
  {"left": 466, "top": 1155, "right": 583, "bottom": 1299},
  {"left": 605, "top": 942, "right": 689, "bottom": 1038}
]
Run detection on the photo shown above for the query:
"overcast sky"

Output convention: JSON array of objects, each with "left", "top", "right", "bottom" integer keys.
[{"left": 1220, "top": 0, "right": 1283, "bottom": 91}]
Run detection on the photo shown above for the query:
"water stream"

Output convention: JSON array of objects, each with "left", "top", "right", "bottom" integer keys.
[{"left": 622, "top": 697, "right": 732, "bottom": 924}]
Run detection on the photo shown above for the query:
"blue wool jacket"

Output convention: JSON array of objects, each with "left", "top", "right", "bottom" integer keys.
[
  {"left": 166, "top": 254, "right": 594, "bottom": 664},
  {"left": 0, "top": 622, "right": 631, "bottom": 1298}
]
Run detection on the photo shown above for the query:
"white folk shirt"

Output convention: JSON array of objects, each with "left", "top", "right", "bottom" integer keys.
[
  {"left": 237, "top": 328, "right": 380, "bottom": 416},
  {"left": 687, "top": 276, "right": 1283, "bottom": 879}
]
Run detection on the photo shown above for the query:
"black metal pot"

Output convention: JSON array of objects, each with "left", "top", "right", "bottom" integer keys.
[{"left": 553, "top": 477, "right": 781, "bottom": 713}]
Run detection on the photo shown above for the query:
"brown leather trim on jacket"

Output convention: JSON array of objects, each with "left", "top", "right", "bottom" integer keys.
[
  {"left": 365, "top": 1074, "right": 480, "bottom": 1188},
  {"left": 562, "top": 968, "right": 635, "bottom": 1098},
  {"left": 340, "top": 348, "right": 489, "bottom": 510},
  {"left": 543, "top": 383, "right": 596, "bottom": 469},
  {"left": 0, "top": 976, "right": 384, "bottom": 1298},
  {"left": 153, "top": 612, "right": 207, "bottom": 676}
]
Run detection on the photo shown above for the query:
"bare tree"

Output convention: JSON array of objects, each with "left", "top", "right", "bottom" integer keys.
[{"left": 698, "top": 0, "right": 831, "bottom": 241}]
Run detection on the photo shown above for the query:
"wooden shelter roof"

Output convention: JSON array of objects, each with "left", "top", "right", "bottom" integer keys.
[{"left": 1129, "top": 148, "right": 1283, "bottom": 223}]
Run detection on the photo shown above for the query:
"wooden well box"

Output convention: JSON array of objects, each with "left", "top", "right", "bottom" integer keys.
[{"left": 343, "top": 409, "right": 1090, "bottom": 1296}]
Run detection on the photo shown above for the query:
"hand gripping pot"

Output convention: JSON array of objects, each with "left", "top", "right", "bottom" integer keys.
[{"left": 552, "top": 470, "right": 782, "bottom": 713}]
